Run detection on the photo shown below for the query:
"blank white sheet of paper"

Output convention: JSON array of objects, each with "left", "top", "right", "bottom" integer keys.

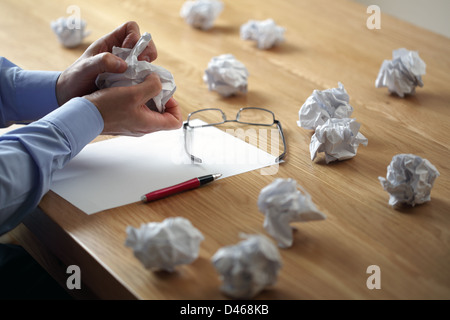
[{"left": 50, "top": 120, "right": 279, "bottom": 214}]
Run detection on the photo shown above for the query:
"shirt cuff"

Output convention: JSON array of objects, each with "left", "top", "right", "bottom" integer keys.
[
  {"left": 41, "top": 97, "right": 104, "bottom": 157},
  {"left": 14, "top": 70, "right": 61, "bottom": 123}
]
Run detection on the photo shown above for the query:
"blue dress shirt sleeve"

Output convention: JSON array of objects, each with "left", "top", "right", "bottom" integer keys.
[
  {"left": 0, "top": 57, "right": 61, "bottom": 127},
  {"left": 0, "top": 57, "right": 104, "bottom": 235}
]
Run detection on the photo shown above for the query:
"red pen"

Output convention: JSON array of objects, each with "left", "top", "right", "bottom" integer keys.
[{"left": 141, "top": 173, "right": 222, "bottom": 203}]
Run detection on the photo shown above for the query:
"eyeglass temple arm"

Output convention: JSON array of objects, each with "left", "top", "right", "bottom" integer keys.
[
  {"left": 184, "top": 119, "right": 286, "bottom": 164},
  {"left": 183, "top": 123, "right": 203, "bottom": 163},
  {"left": 275, "top": 120, "right": 287, "bottom": 163}
]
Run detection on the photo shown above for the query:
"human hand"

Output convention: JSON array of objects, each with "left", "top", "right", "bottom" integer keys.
[
  {"left": 56, "top": 21, "right": 156, "bottom": 106},
  {"left": 84, "top": 73, "right": 183, "bottom": 136}
]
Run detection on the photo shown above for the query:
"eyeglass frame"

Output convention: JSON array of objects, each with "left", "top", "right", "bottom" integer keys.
[{"left": 183, "top": 107, "right": 287, "bottom": 164}]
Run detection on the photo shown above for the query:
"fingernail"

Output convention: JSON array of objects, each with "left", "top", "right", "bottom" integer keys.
[{"left": 116, "top": 58, "right": 127, "bottom": 70}]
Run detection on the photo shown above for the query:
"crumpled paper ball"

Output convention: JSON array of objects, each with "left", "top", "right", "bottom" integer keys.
[
  {"left": 378, "top": 154, "right": 439, "bottom": 208},
  {"left": 211, "top": 234, "right": 282, "bottom": 299},
  {"left": 125, "top": 217, "right": 204, "bottom": 272},
  {"left": 375, "top": 48, "right": 426, "bottom": 97},
  {"left": 310, "top": 118, "right": 368, "bottom": 163},
  {"left": 96, "top": 32, "right": 176, "bottom": 113},
  {"left": 258, "top": 178, "right": 326, "bottom": 248},
  {"left": 203, "top": 54, "right": 249, "bottom": 97},
  {"left": 297, "top": 82, "right": 354, "bottom": 130},
  {"left": 50, "top": 17, "right": 90, "bottom": 48},
  {"left": 240, "top": 19, "right": 285, "bottom": 50},
  {"left": 180, "top": 0, "right": 224, "bottom": 30}
]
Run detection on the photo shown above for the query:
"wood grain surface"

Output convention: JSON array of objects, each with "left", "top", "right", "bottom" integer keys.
[{"left": 1, "top": 0, "right": 449, "bottom": 299}]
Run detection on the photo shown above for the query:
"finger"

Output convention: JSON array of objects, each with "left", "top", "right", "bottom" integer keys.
[
  {"left": 82, "top": 52, "right": 128, "bottom": 76},
  {"left": 120, "top": 22, "right": 157, "bottom": 62},
  {"left": 86, "top": 21, "right": 141, "bottom": 57},
  {"left": 149, "top": 110, "right": 183, "bottom": 131},
  {"left": 131, "top": 73, "right": 163, "bottom": 105},
  {"left": 83, "top": 21, "right": 158, "bottom": 63},
  {"left": 100, "top": 21, "right": 141, "bottom": 51},
  {"left": 163, "top": 97, "right": 183, "bottom": 125},
  {"left": 119, "top": 21, "right": 141, "bottom": 49},
  {"left": 115, "top": 21, "right": 157, "bottom": 62},
  {"left": 165, "top": 97, "right": 178, "bottom": 109},
  {"left": 141, "top": 97, "right": 183, "bottom": 132},
  {"left": 81, "top": 22, "right": 136, "bottom": 58},
  {"left": 138, "top": 39, "right": 158, "bottom": 62},
  {"left": 161, "top": 99, "right": 183, "bottom": 129}
]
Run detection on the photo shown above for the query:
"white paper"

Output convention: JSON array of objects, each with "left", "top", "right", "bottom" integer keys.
[
  {"left": 211, "top": 233, "right": 282, "bottom": 299},
  {"left": 375, "top": 48, "right": 426, "bottom": 98},
  {"left": 180, "top": 0, "right": 224, "bottom": 30},
  {"left": 50, "top": 119, "right": 278, "bottom": 215},
  {"left": 310, "top": 118, "right": 368, "bottom": 163},
  {"left": 240, "top": 19, "right": 285, "bottom": 50},
  {"left": 50, "top": 17, "right": 90, "bottom": 48},
  {"left": 258, "top": 178, "right": 326, "bottom": 248},
  {"left": 297, "top": 82, "right": 354, "bottom": 130},
  {"left": 125, "top": 217, "right": 204, "bottom": 271},
  {"left": 95, "top": 32, "right": 176, "bottom": 113},
  {"left": 378, "top": 154, "right": 439, "bottom": 208},
  {"left": 203, "top": 54, "right": 249, "bottom": 97}
]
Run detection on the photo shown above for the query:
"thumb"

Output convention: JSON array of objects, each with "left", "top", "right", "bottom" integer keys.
[{"left": 83, "top": 52, "right": 128, "bottom": 76}]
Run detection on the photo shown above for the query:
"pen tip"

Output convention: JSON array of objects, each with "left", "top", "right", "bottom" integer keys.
[
  {"left": 141, "top": 195, "right": 148, "bottom": 203},
  {"left": 213, "top": 173, "right": 222, "bottom": 180}
]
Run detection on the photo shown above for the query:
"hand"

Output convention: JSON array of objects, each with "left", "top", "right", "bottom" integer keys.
[
  {"left": 56, "top": 21, "right": 157, "bottom": 106},
  {"left": 84, "top": 73, "right": 183, "bottom": 136}
]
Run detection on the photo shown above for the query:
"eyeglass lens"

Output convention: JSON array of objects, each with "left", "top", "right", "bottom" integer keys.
[
  {"left": 237, "top": 108, "right": 275, "bottom": 125},
  {"left": 188, "top": 109, "right": 225, "bottom": 127},
  {"left": 188, "top": 108, "right": 275, "bottom": 127},
  {"left": 185, "top": 107, "right": 285, "bottom": 164}
]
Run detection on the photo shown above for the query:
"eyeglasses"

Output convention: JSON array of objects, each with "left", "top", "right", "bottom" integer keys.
[{"left": 183, "top": 107, "right": 287, "bottom": 163}]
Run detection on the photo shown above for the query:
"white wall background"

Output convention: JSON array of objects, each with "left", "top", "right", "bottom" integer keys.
[{"left": 354, "top": 0, "right": 450, "bottom": 38}]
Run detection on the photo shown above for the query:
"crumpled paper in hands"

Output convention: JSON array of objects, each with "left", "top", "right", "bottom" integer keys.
[
  {"left": 297, "top": 82, "right": 354, "bottom": 130},
  {"left": 51, "top": 17, "right": 90, "bottom": 48},
  {"left": 211, "top": 234, "right": 282, "bottom": 299},
  {"left": 125, "top": 217, "right": 204, "bottom": 272},
  {"left": 375, "top": 48, "right": 426, "bottom": 98},
  {"left": 203, "top": 54, "right": 249, "bottom": 97},
  {"left": 378, "top": 154, "right": 439, "bottom": 208},
  {"left": 240, "top": 19, "right": 285, "bottom": 50},
  {"left": 258, "top": 178, "right": 326, "bottom": 248},
  {"left": 180, "top": 0, "right": 224, "bottom": 30},
  {"left": 96, "top": 32, "right": 176, "bottom": 113},
  {"left": 310, "top": 118, "right": 368, "bottom": 163}
]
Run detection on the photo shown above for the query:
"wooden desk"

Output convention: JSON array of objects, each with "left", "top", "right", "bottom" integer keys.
[{"left": 1, "top": 0, "right": 449, "bottom": 300}]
